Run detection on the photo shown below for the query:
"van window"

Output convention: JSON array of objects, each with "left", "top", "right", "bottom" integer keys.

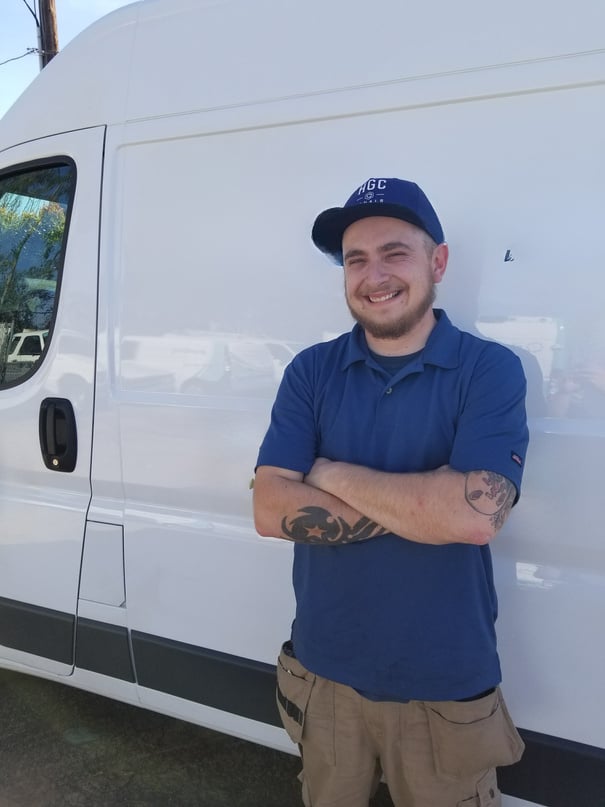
[{"left": 0, "top": 162, "right": 75, "bottom": 387}]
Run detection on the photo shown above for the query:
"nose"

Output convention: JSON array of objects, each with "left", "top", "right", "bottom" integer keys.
[{"left": 364, "top": 256, "right": 389, "bottom": 284}]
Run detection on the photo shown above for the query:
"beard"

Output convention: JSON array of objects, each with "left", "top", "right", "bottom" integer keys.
[{"left": 346, "top": 282, "right": 437, "bottom": 341}]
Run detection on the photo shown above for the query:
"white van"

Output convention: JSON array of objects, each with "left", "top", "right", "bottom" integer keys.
[{"left": 0, "top": 1, "right": 603, "bottom": 804}]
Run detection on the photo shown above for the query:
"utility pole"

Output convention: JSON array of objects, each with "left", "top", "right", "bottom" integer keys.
[{"left": 38, "top": 0, "right": 59, "bottom": 68}]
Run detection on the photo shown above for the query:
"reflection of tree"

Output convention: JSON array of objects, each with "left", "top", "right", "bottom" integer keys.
[
  {"left": 0, "top": 207, "right": 34, "bottom": 315},
  {"left": 0, "top": 197, "right": 65, "bottom": 332},
  {"left": 0, "top": 165, "right": 73, "bottom": 382}
]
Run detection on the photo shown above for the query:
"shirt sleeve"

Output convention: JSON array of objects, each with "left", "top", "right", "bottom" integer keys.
[
  {"left": 449, "top": 341, "right": 529, "bottom": 498},
  {"left": 256, "top": 351, "right": 318, "bottom": 474}
]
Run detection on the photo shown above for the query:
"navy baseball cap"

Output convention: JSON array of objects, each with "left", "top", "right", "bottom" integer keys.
[{"left": 312, "top": 177, "right": 445, "bottom": 265}]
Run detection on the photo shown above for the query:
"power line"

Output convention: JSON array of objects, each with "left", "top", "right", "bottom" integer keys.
[
  {"left": 0, "top": 48, "right": 39, "bottom": 68},
  {"left": 0, "top": 2, "right": 40, "bottom": 70},
  {"left": 0, "top": 0, "right": 40, "bottom": 68},
  {"left": 20, "top": 0, "right": 39, "bottom": 25},
  {"left": 1, "top": 1, "right": 58, "bottom": 71}
]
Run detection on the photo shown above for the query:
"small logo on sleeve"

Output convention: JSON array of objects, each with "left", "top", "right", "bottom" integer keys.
[{"left": 511, "top": 452, "right": 523, "bottom": 467}]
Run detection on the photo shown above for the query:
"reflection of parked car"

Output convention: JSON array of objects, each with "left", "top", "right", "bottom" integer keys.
[
  {"left": 7, "top": 330, "right": 48, "bottom": 364},
  {"left": 119, "top": 333, "right": 304, "bottom": 395},
  {"left": 179, "top": 337, "right": 308, "bottom": 395},
  {"left": 180, "top": 338, "right": 278, "bottom": 395}
]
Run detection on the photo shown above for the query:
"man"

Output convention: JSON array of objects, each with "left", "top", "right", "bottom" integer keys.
[{"left": 254, "top": 177, "right": 528, "bottom": 807}]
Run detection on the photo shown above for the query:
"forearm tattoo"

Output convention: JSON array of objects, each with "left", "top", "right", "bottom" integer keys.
[
  {"left": 465, "top": 471, "right": 516, "bottom": 531},
  {"left": 281, "top": 506, "right": 387, "bottom": 545}
]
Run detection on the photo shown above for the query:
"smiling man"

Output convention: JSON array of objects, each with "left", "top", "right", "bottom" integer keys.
[{"left": 254, "top": 177, "right": 529, "bottom": 807}]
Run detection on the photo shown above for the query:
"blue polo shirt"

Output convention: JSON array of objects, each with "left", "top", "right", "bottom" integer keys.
[{"left": 257, "top": 309, "right": 528, "bottom": 701}]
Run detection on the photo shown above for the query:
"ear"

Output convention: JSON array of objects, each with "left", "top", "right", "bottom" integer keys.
[{"left": 431, "top": 243, "right": 449, "bottom": 284}]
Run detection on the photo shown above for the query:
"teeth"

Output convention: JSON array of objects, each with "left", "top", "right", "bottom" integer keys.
[{"left": 369, "top": 291, "right": 398, "bottom": 303}]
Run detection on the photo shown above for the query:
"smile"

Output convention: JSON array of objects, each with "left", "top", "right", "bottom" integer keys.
[{"left": 367, "top": 290, "right": 401, "bottom": 304}]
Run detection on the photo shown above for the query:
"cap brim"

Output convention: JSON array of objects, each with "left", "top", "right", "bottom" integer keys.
[{"left": 312, "top": 203, "right": 430, "bottom": 265}]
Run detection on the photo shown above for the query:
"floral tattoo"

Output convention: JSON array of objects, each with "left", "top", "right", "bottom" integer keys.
[
  {"left": 465, "top": 471, "right": 516, "bottom": 531},
  {"left": 281, "top": 506, "right": 386, "bottom": 545}
]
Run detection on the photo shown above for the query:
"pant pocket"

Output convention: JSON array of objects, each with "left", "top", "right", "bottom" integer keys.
[
  {"left": 276, "top": 641, "right": 316, "bottom": 744},
  {"left": 426, "top": 688, "right": 525, "bottom": 779},
  {"left": 457, "top": 769, "right": 501, "bottom": 806}
]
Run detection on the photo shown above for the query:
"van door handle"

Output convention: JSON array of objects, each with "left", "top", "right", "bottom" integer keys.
[{"left": 39, "top": 397, "right": 78, "bottom": 472}]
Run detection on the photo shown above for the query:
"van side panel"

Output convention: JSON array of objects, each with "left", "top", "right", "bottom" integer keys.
[{"left": 88, "top": 77, "right": 605, "bottom": 756}]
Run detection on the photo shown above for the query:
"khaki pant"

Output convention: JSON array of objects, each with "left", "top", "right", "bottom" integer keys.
[{"left": 277, "top": 644, "right": 524, "bottom": 807}]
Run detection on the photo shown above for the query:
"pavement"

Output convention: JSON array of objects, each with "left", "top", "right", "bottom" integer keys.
[{"left": 0, "top": 669, "right": 395, "bottom": 807}]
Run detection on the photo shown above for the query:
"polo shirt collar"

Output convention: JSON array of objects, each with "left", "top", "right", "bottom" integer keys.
[{"left": 341, "top": 309, "right": 461, "bottom": 371}]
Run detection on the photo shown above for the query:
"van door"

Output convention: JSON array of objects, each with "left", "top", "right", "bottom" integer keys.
[{"left": 0, "top": 127, "right": 104, "bottom": 675}]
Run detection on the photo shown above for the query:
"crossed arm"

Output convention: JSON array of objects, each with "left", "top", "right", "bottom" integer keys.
[{"left": 253, "top": 460, "right": 516, "bottom": 547}]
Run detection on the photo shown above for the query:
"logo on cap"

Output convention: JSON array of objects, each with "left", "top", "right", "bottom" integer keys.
[{"left": 356, "top": 178, "right": 388, "bottom": 205}]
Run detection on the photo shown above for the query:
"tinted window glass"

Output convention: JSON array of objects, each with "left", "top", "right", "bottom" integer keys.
[{"left": 0, "top": 163, "right": 74, "bottom": 386}]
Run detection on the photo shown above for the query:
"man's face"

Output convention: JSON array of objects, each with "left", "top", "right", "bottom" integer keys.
[{"left": 342, "top": 216, "right": 447, "bottom": 349}]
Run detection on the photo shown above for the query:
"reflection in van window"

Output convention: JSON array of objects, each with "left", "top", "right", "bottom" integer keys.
[{"left": 0, "top": 163, "right": 74, "bottom": 386}]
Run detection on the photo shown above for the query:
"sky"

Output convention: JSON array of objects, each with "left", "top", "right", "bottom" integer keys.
[{"left": 0, "top": 0, "right": 137, "bottom": 118}]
